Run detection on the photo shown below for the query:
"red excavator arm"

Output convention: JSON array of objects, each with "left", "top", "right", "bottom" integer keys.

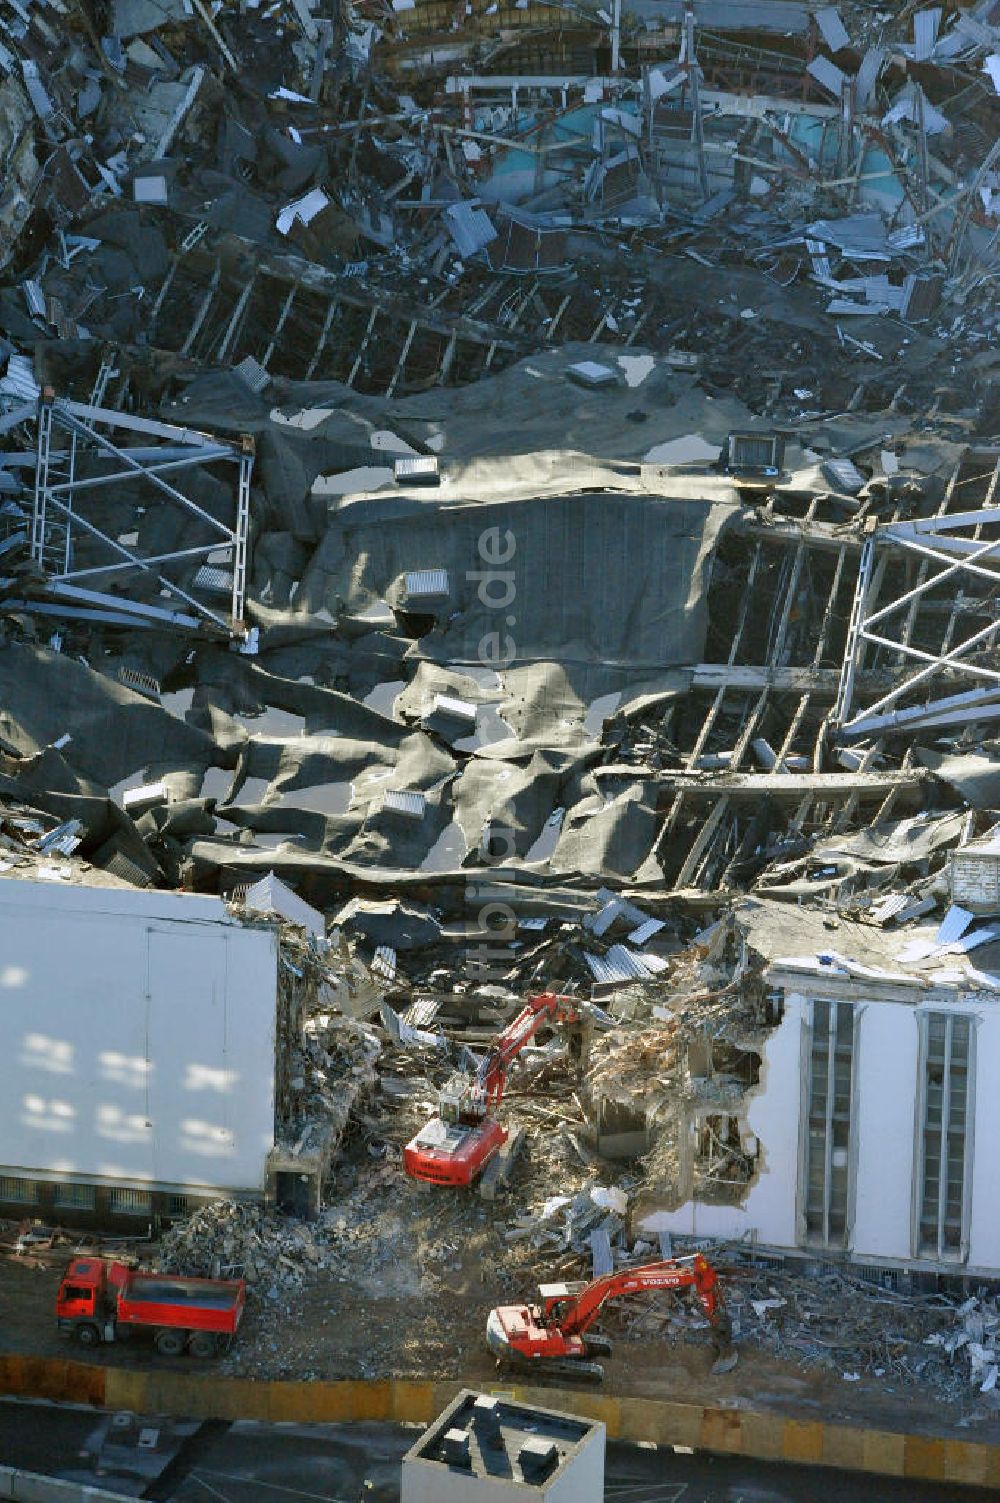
[
  {"left": 539, "top": 1254, "right": 724, "bottom": 1336},
  {"left": 476, "top": 991, "right": 581, "bottom": 1113}
]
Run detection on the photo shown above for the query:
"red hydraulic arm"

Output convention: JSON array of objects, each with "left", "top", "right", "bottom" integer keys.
[
  {"left": 475, "top": 991, "right": 582, "bottom": 1113},
  {"left": 541, "top": 1254, "right": 725, "bottom": 1337}
]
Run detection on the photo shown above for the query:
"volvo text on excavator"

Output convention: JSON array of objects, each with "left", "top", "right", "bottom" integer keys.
[
  {"left": 485, "top": 1253, "right": 735, "bottom": 1381},
  {"left": 403, "top": 991, "right": 583, "bottom": 1187}
]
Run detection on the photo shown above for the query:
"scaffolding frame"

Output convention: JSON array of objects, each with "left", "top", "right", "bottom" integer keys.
[
  {"left": 10, "top": 389, "right": 253, "bottom": 636},
  {"left": 834, "top": 462, "right": 1000, "bottom": 739}
]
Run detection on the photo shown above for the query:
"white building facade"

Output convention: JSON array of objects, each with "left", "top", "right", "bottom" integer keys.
[
  {"left": 0, "top": 876, "right": 279, "bottom": 1226},
  {"left": 642, "top": 959, "right": 1000, "bottom": 1277}
]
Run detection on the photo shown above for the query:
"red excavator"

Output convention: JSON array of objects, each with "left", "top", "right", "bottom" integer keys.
[
  {"left": 485, "top": 1253, "right": 735, "bottom": 1381},
  {"left": 403, "top": 991, "right": 583, "bottom": 1187}
]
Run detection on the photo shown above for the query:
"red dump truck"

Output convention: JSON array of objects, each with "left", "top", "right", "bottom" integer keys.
[{"left": 55, "top": 1256, "right": 245, "bottom": 1357}]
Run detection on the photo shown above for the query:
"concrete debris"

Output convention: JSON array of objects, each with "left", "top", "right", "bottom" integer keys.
[{"left": 159, "top": 1200, "right": 325, "bottom": 1291}]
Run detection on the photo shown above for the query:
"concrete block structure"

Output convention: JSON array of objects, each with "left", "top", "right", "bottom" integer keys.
[{"left": 401, "top": 1389, "right": 605, "bottom": 1503}]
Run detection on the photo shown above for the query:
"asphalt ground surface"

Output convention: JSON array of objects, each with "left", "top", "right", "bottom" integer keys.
[{"left": 0, "top": 1398, "right": 993, "bottom": 1502}]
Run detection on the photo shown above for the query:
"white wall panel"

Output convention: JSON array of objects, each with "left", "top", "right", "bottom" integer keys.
[
  {"left": 966, "top": 1011, "right": 1000, "bottom": 1270},
  {"left": 0, "top": 878, "right": 277, "bottom": 1193},
  {"left": 849, "top": 1002, "right": 918, "bottom": 1260}
]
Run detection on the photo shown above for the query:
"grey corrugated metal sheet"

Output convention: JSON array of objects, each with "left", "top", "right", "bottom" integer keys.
[
  {"left": 243, "top": 870, "right": 325, "bottom": 937},
  {"left": 936, "top": 904, "right": 973, "bottom": 946},
  {"left": 628, "top": 916, "right": 665, "bottom": 946},
  {"left": 806, "top": 216, "right": 898, "bottom": 258},
  {"left": 913, "top": 7, "right": 942, "bottom": 60},
  {"left": 814, "top": 6, "right": 850, "bottom": 51},
  {"left": 404, "top": 996, "right": 441, "bottom": 1027},
  {"left": 931, "top": 14, "right": 995, "bottom": 59},
  {"left": 887, "top": 224, "right": 925, "bottom": 252},
  {"left": 822, "top": 457, "right": 865, "bottom": 494},
  {"left": 854, "top": 47, "right": 885, "bottom": 107},
  {"left": 443, "top": 202, "right": 497, "bottom": 259},
  {"left": 585, "top": 889, "right": 649, "bottom": 936},
  {"left": 583, "top": 944, "right": 670, "bottom": 983},
  {"left": 405, "top": 568, "right": 449, "bottom": 597},
  {"left": 867, "top": 893, "right": 911, "bottom": 926},
  {"left": 372, "top": 945, "right": 397, "bottom": 981},
  {"left": 806, "top": 54, "right": 847, "bottom": 97},
  {"left": 624, "top": 1, "right": 811, "bottom": 34},
  {"left": 0, "top": 356, "right": 40, "bottom": 401},
  {"left": 21, "top": 59, "right": 53, "bottom": 120}
]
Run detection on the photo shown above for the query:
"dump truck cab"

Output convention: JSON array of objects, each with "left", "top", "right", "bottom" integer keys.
[{"left": 55, "top": 1257, "right": 127, "bottom": 1346}]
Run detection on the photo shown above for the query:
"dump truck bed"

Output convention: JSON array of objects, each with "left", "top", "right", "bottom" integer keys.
[{"left": 118, "top": 1272, "right": 245, "bottom": 1334}]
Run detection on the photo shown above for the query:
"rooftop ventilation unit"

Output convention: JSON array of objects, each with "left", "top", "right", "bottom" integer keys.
[
  {"left": 193, "top": 564, "right": 235, "bottom": 596},
  {"left": 442, "top": 1429, "right": 471, "bottom": 1468},
  {"left": 394, "top": 455, "right": 439, "bottom": 486},
  {"left": 723, "top": 430, "right": 785, "bottom": 476},
  {"left": 117, "top": 665, "right": 162, "bottom": 700},
  {"left": 381, "top": 789, "right": 427, "bottom": 821},
  {"left": 432, "top": 694, "right": 478, "bottom": 725},
  {"left": 567, "top": 360, "right": 617, "bottom": 389},
  {"left": 405, "top": 569, "right": 449, "bottom": 599},
  {"left": 233, "top": 354, "right": 270, "bottom": 392},
  {"left": 518, "top": 1438, "right": 559, "bottom": 1483}
]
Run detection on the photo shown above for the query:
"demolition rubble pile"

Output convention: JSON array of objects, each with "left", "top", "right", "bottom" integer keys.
[
  {"left": 158, "top": 1199, "right": 326, "bottom": 1291},
  {"left": 928, "top": 1292, "right": 1000, "bottom": 1398},
  {"left": 0, "top": 0, "right": 997, "bottom": 945},
  {"left": 157, "top": 1160, "right": 411, "bottom": 1299},
  {"left": 726, "top": 1265, "right": 1000, "bottom": 1408}
]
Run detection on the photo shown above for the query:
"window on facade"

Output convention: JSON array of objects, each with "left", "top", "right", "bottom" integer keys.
[
  {"left": 803, "top": 998, "right": 855, "bottom": 1248},
  {"left": 108, "top": 1187, "right": 153, "bottom": 1216},
  {"left": 0, "top": 1175, "right": 37, "bottom": 1204},
  {"left": 54, "top": 1182, "right": 96, "bottom": 1210},
  {"left": 917, "top": 1012, "right": 973, "bottom": 1261},
  {"left": 167, "top": 1194, "right": 189, "bottom": 1216}
]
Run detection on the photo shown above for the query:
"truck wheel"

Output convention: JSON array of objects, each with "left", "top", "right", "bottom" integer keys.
[
  {"left": 75, "top": 1324, "right": 100, "bottom": 1349},
  {"left": 154, "top": 1329, "right": 186, "bottom": 1357},
  {"left": 188, "top": 1332, "right": 216, "bottom": 1359}
]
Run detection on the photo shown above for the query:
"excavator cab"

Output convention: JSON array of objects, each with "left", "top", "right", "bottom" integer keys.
[{"left": 438, "top": 1071, "right": 485, "bottom": 1126}]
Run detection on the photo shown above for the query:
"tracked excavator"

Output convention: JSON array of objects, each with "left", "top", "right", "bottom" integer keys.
[
  {"left": 404, "top": 991, "right": 584, "bottom": 1187},
  {"left": 485, "top": 1253, "right": 736, "bottom": 1382}
]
